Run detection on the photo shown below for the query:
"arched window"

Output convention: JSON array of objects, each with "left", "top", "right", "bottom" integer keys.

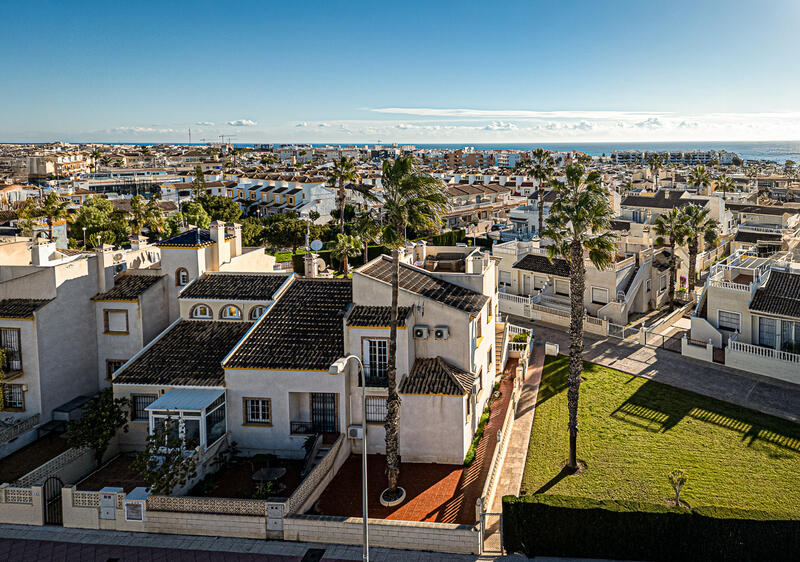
[
  {"left": 191, "top": 304, "right": 212, "bottom": 319},
  {"left": 220, "top": 305, "right": 242, "bottom": 320},
  {"left": 176, "top": 268, "right": 189, "bottom": 286},
  {"left": 250, "top": 306, "right": 266, "bottom": 320}
]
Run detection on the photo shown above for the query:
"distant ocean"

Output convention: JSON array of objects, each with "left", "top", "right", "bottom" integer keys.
[{"left": 8, "top": 140, "right": 800, "bottom": 163}]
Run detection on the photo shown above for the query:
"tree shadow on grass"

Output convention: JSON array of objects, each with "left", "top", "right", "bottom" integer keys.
[
  {"left": 536, "top": 356, "right": 570, "bottom": 406},
  {"left": 611, "top": 380, "right": 800, "bottom": 453}
]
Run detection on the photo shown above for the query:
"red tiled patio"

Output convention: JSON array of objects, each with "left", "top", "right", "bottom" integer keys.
[{"left": 315, "top": 360, "right": 517, "bottom": 524}]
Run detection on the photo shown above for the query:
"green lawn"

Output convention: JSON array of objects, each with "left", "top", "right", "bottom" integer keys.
[{"left": 521, "top": 356, "right": 800, "bottom": 517}]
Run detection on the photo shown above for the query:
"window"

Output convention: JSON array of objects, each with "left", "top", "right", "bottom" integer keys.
[
  {"left": 220, "top": 305, "right": 242, "bottom": 320},
  {"left": 206, "top": 395, "right": 226, "bottom": 444},
  {"left": 591, "top": 287, "right": 609, "bottom": 305},
  {"left": 365, "top": 396, "right": 387, "bottom": 423},
  {"left": 485, "top": 347, "right": 493, "bottom": 382},
  {"left": 132, "top": 394, "right": 156, "bottom": 421},
  {"left": 0, "top": 328, "right": 22, "bottom": 371},
  {"left": 249, "top": 306, "right": 266, "bottom": 320},
  {"left": 176, "top": 268, "right": 189, "bottom": 286},
  {"left": 244, "top": 398, "right": 271, "bottom": 425},
  {"left": 103, "top": 309, "right": 129, "bottom": 334},
  {"left": 475, "top": 315, "right": 483, "bottom": 339},
  {"left": 363, "top": 339, "right": 388, "bottom": 385},
  {"left": 717, "top": 310, "right": 741, "bottom": 332},
  {"left": 645, "top": 279, "right": 651, "bottom": 293},
  {"left": 3, "top": 384, "right": 24, "bottom": 410},
  {"left": 759, "top": 317, "right": 777, "bottom": 348},
  {"left": 659, "top": 275, "right": 667, "bottom": 293},
  {"left": 191, "top": 304, "right": 212, "bottom": 319},
  {"left": 555, "top": 279, "right": 570, "bottom": 296},
  {"left": 466, "top": 395, "right": 472, "bottom": 421},
  {"left": 106, "top": 359, "right": 126, "bottom": 380}
]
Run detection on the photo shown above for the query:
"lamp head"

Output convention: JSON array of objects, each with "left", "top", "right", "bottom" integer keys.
[{"left": 329, "top": 357, "right": 347, "bottom": 374}]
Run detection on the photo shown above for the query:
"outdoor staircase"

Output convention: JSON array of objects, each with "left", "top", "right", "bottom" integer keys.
[{"left": 495, "top": 323, "right": 506, "bottom": 375}]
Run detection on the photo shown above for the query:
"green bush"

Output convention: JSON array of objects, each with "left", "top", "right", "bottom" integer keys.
[
  {"left": 431, "top": 229, "right": 466, "bottom": 246},
  {"left": 464, "top": 406, "right": 492, "bottom": 466},
  {"left": 503, "top": 494, "right": 800, "bottom": 561},
  {"left": 289, "top": 244, "right": 391, "bottom": 273},
  {"left": 511, "top": 332, "right": 529, "bottom": 343}
]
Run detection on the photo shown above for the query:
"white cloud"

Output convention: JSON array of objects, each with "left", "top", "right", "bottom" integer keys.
[
  {"left": 318, "top": 123, "right": 330, "bottom": 128},
  {"left": 370, "top": 107, "right": 665, "bottom": 119},
  {"left": 226, "top": 119, "right": 257, "bottom": 126},
  {"left": 296, "top": 122, "right": 309, "bottom": 127},
  {"left": 634, "top": 117, "right": 663, "bottom": 129},
  {"left": 110, "top": 126, "right": 176, "bottom": 134},
  {"left": 484, "top": 121, "right": 518, "bottom": 131},
  {"left": 195, "top": 121, "right": 214, "bottom": 126}
]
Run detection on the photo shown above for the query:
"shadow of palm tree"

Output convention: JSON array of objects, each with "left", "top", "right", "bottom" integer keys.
[
  {"left": 536, "top": 357, "right": 570, "bottom": 406},
  {"left": 533, "top": 466, "right": 572, "bottom": 494}
]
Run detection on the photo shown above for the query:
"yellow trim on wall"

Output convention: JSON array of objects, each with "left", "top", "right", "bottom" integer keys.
[
  {"left": 96, "top": 299, "right": 138, "bottom": 303},
  {"left": 223, "top": 367, "right": 331, "bottom": 373},
  {"left": 348, "top": 325, "right": 406, "bottom": 330},
  {"left": 475, "top": 336, "right": 485, "bottom": 348},
  {"left": 0, "top": 317, "right": 34, "bottom": 321}
]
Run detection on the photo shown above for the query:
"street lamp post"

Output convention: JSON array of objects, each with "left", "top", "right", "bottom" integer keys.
[
  {"left": 329, "top": 355, "right": 369, "bottom": 562},
  {"left": 82, "top": 227, "right": 87, "bottom": 249}
]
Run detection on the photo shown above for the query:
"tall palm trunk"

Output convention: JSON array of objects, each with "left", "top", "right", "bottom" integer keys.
[
  {"left": 668, "top": 241, "right": 677, "bottom": 304},
  {"left": 385, "top": 247, "right": 401, "bottom": 494},
  {"left": 48, "top": 217, "right": 54, "bottom": 242},
  {"left": 537, "top": 186, "right": 545, "bottom": 236},
  {"left": 338, "top": 182, "right": 348, "bottom": 273},
  {"left": 688, "top": 240, "right": 699, "bottom": 294},
  {"left": 567, "top": 240, "right": 585, "bottom": 471}
]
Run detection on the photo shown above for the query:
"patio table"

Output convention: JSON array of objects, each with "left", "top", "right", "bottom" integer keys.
[{"left": 252, "top": 467, "right": 287, "bottom": 483}]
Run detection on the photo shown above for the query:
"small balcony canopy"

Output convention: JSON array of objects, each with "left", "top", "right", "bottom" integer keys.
[{"left": 145, "top": 388, "right": 224, "bottom": 412}]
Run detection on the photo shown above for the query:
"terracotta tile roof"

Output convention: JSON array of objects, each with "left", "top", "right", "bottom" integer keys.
[
  {"left": 156, "top": 228, "right": 214, "bottom": 248},
  {"left": 621, "top": 190, "right": 693, "bottom": 209},
  {"left": 347, "top": 306, "right": 412, "bottom": 327},
  {"left": 180, "top": 273, "right": 289, "bottom": 301},
  {"left": 750, "top": 270, "right": 800, "bottom": 319},
  {"left": 113, "top": 320, "right": 251, "bottom": 387},
  {"left": 360, "top": 256, "right": 488, "bottom": 315},
  {"left": 94, "top": 274, "right": 165, "bottom": 301},
  {"left": 0, "top": 299, "right": 51, "bottom": 318},
  {"left": 513, "top": 254, "right": 570, "bottom": 277},
  {"left": 224, "top": 278, "right": 352, "bottom": 371},
  {"left": 400, "top": 357, "right": 473, "bottom": 395},
  {"left": 726, "top": 203, "right": 796, "bottom": 216}
]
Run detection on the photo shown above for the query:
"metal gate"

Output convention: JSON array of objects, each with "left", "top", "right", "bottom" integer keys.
[
  {"left": 311, "top": 393, "right": 338, "bottom": 433},
  {"left": 480, "top": 510, "right": 503, "bottom": 553},
  {"left": 43, "top": 475, "right": 63, "bottom": 525},
  {"left": 608, "top": 323, "right": 638, "bottom": 340}
]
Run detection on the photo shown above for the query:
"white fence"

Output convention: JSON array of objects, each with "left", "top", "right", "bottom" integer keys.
[
  {"left": 0, "top": 414, "right": 39, "bottom": 445},
  {"left": 13, "top": 447, "right": 94, "bottom": 487}
]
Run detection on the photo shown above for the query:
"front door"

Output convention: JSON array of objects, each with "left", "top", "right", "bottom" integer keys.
[{"left": 311, "top": 393, "right": 338, "bottom": 433}]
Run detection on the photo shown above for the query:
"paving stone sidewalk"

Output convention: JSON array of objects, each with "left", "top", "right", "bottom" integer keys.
[{"left": 510, "top": 317, "right": 800, "bottom": 423}]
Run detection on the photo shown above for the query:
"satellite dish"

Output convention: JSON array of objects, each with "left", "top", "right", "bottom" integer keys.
[{"left": 310, "top": 239, "right": 323, "bottom": 252}]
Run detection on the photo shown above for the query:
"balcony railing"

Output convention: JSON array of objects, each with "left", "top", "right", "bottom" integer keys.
[
  {"left": 290, "top": 421, "right": 314, "bottom": 435},
  {"left": 728, "top": 340, "right": 800, "bottom": 364}
]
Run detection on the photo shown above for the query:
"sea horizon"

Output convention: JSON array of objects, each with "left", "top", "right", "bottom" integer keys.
[{"left": 2, "top": 139, "right": 799, "bottom": 163}]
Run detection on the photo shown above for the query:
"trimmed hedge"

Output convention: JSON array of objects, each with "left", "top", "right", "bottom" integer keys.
[
  {"left": 503, "top": 494, "right": 800, "bottom": 561},
  {"left": 430, "top": 229, "right": 466, "bottom": 246}
]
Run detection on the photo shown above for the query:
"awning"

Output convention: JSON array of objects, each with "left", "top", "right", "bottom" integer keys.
[{"left": 145, "top": 388, "right": 224, "bottom": 412}]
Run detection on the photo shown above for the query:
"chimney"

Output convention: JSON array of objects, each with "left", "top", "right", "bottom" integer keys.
[
  {"left": 304, "top": 252, "right": 319, "bottom": 278},
  {"left": 31, "top": 240, "right": 57, "bottom": 266},
  {"left": 95, "top": 244, "right": 114, "bottom": 294},
  {"left": 228, "top": 223, "right": 242, "bottom": 257},
  {"left": 209, "top": 221, "right": 229, "bottom": 270},
  {"left": 129, "top": 234, "right": 148, "bottom": 250},
  {"left": 414, "top": 240, "right": 427, "bottom": 264}
]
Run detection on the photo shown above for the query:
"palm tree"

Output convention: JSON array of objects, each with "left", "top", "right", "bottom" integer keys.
[
  {"left": 646, "top": 153, "right": 663, "bottom": 190},
  {"left": 21, "top": 192, "right": 71, "bottom": 243},
  {"left": 91, "top": 149, "right": 102, "bottom": 173},
  {"left": 379, "top": 155, "right": 448, "bottom": 502},
  {"left": 331, "top": 233, "right": 361, "bottom": 275},
  {"left": 527, "top": 148, "right": 554, "bottom": 236},
  {"left": 715, "top": 173, "right": 734, "bottom": 201},
  {"left": 543, "top": 163, "right": 616, "bottom": 472},
  {"left": 327, "top": 157, "right": 360, "bottom": 233},
  {"left": 128, "top": 195, "right": 165, "bottom": 236},
  {"left": 353, "top": 210, "right": 382, "bottom": 265},
  {"left": 680, "top": 204, "right": 718, "bottom": 295},
  {"left": 688, "top": 166, "right": 712, "bottom": 195},
  {"left": 745, "top": 166, "right": 759, "bottom": 192},
  {"left": 653, "top": 208, "right": 686, "bottom": 304}
]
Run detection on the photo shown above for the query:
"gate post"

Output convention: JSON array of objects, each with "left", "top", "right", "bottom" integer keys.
[
  {"left": 31, "top": 484, "right": 45, "bottom": 526},
  {"left": 476, "top": 496, "right": 485, "bottom": 554}
]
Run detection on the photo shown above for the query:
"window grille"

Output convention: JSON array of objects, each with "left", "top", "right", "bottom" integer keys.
[
  {"left": 365, "top": 396, "right": 387, "bottom": 423},
  {"left": 0, "top": 328, "right": 22, "bottom": 371},
  {"left": 132, "top": 395, "right": 156, "bottom": 421}
]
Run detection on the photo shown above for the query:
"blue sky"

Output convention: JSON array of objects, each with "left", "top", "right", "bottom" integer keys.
[{"left": 2, "top": 0, "right": 799, "bottom": 143}]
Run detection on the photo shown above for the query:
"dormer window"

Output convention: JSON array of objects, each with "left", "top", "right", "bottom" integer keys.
[
  {"left": 250, "top": 306, "right": 266, "bottom": 320},
  {"left": 221, "top": 305, "right": 242, "bottom": 320},
  {"left": 176, "top": 268, "right": 189, "bottom": 286},
  {"left": 191, "top": 304, "right": 212, "bottom": 319}
]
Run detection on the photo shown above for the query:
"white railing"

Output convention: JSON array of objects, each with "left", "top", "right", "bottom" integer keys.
[
  {"left": 0, "top": 414, "right": 39, "bottom": 444},
  {"left": 531, "top": 302, "right": 570, "bottom": 318},
  {"left": 728, "top": 340, "right": 800, "bottom": 364},
  {"left": 708, "top": 279, "right": 751, "bottom": 292},
  {"left": 738, "top": 224, "right": 783, "bottom": 234},
  {"left": 498, "top": 292, "right": 529, "bottom": 305},
  {"left": 14, "top": 447, "right": 92, "bottom": 487}
]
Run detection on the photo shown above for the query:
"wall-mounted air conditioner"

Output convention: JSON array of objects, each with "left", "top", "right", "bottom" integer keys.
[
  {"left": 434, "top": 326, "right": 450, "bottom": 340},
  {"left": 413, "top": 325, "right": 429, "bottom": 339},
  {"left": 347, "top": 424, "right": 364, "bottom": 439}
]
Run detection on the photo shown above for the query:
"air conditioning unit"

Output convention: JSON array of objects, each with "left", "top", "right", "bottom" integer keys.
[
  {"left": 347, "top": 424, "right": 364, "bottom": 439},
  {"left": 413, "top": 325, "right": 429, "bottom": 339},
  {"left": 434, "top": 326, "right": 450, "bottom": 340},
  {"left": 114, "top": 263, "right": 127, "bottom": 274}
]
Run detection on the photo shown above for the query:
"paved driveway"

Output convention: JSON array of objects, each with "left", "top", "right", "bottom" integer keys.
[{"left": 508, "top": 317, "right": 800, "bottom": 423}]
